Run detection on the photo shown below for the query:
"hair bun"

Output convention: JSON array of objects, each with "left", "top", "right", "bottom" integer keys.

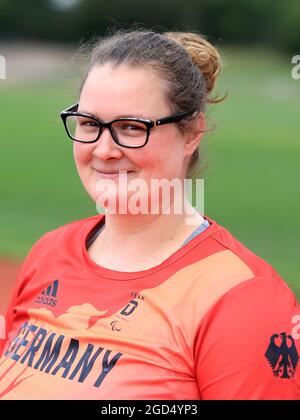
[{"left": 164, "top": 32, "right": 225, "bottom": 104}]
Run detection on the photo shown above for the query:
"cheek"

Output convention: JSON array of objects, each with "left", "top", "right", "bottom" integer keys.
[
  {"left": 125, "top": 147, "right": 156, "bottom": 172},
  {"left": 73, "top": 143, "right": 93, "bottom": 168},
  {"left": 134, "top": 136, "right": 184, "bottom": 179},
  {"left": 138, "top": 134, "right": 169, "bottom": 165},
  {"left": 149, "top": 134, "right": 184, "bottom": 173}
]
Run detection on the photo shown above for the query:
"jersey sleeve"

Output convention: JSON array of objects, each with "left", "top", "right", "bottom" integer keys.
[
  {"left": 195, "top": 275, "right": 300, "bottom": 400},
  {"left": 0, "top": 229, "right": 62, "bottom": 356}
]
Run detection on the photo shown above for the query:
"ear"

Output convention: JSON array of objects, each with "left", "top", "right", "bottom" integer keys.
[{"left": 183, "top": 112, "right": 206, "bottom": 158}]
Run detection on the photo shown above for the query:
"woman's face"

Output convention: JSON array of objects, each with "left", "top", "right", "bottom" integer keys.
[{"left": 73, "top": 63, "right": 200, "bottom": 212}]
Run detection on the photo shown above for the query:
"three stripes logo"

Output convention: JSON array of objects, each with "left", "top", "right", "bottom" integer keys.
[{"left": 35, "top": 280, "right": 59, "bottom": 307}]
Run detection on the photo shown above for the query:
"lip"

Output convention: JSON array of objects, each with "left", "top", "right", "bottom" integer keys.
[{"left": 93, "top": 169, "right": 135, "bottom": 179}]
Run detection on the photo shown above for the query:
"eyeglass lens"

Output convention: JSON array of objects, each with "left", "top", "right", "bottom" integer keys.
[{"left": 65, "top": 115, "right": 148, "bottom": 147}]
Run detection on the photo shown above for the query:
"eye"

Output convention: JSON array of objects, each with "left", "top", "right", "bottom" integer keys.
[
  {"left": 125, "top": 125, "right": 139, "bottom": 130},
  {"left": 79, "top": 119, "right": 98, "bottom": 127},
  {"left": 119, "top": 123, "right": 146, "bottom": 131}
]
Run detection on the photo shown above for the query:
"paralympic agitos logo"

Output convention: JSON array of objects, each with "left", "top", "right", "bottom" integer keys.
[{"left": 110, "top": 299, "right": 140, "bottom": 332}]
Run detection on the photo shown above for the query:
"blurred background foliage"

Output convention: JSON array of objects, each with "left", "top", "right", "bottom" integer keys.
[
  {"left": 0, "top": 0, "right": 300, "bottom": 52},
  {"left": 0, "top": 0, "right": 299, "bottom": 299}
]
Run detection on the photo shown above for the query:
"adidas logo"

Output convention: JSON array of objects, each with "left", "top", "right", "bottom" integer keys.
[{"left": 34, "top": 280, "right": 59, "bottom": 307}]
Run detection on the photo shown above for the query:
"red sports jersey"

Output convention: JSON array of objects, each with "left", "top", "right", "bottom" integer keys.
[{"left": 0, "top": 214, "right": 299, "bottom": 400}]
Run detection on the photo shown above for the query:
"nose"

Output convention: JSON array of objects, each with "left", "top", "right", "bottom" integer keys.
[{"left": 91, "top": 126, "right": 123, "bottom": 161}]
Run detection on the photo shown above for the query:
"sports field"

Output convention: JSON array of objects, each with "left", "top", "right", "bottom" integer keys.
[{"left": 0, "top": 46, "right": 299, "bottom": 311}]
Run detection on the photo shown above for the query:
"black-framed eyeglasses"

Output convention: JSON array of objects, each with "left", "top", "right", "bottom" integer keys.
[{"left": 60, "top": 103, "right": 195, "bottom": 148}]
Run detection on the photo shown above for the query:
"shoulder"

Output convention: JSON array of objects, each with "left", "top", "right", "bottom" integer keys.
[
  {"left": 198, "top": 273, "right": 300, "bottom": 334},
  {"left": 205, "top": 215, "right": 279, "bottom": 279},
  {"left": 183, "top": 217, "right": 300, "bottom": 340},
  {"left": 12, "top": 214, "right": 103, "bottom": 291},
  {"left": 181, "top": 217, "right": 283, "bottom": 324},
  {"left": 187, "top": 216, "right": 281, "bottom": 298}
]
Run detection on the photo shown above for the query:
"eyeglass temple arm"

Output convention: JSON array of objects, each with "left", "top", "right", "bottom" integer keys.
[
  {"left": 155, "top": 110, "right": 196, "bottom": 127},
  {"left": 61, "top": 103, "right": 79, "bottom": 114}
]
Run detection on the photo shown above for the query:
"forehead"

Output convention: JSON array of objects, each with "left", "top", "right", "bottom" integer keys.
[{"left": 79, "top": 63, "right": 170, "bottom": 118}]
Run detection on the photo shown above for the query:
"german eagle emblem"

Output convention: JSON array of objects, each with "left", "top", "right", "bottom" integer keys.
[{"left": 265, "top": 332, "right": 299, "bottom": 379}]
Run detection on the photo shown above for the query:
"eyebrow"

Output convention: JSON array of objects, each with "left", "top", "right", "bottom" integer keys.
[{"left": 78, "top": 109, "right": 153, "bottom": 120}]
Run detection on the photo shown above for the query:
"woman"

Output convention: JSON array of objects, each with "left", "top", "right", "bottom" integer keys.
[{"left": 0, "top": 29, "right": 299, "bottom": 400}]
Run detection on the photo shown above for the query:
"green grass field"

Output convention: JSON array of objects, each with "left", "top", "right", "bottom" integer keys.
[{"left": 0, "top": 47, "right": 299, "bottom": 298}]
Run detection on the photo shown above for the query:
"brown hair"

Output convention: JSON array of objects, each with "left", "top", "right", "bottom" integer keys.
[{"left": 79, "top": 29, "right": 225, "bottom": 177}]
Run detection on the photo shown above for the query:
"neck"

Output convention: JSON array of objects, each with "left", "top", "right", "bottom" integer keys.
[
  {"left": 101, "top": 199, "right": 204, "bottom": 246},
  {"left": 88, "top": 199, "right": 205, "bottom": 271}
]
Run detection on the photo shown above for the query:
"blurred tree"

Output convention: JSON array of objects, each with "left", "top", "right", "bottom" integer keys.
[{"left": 0, "top": 0, "right": 299, "bottom": 51}]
